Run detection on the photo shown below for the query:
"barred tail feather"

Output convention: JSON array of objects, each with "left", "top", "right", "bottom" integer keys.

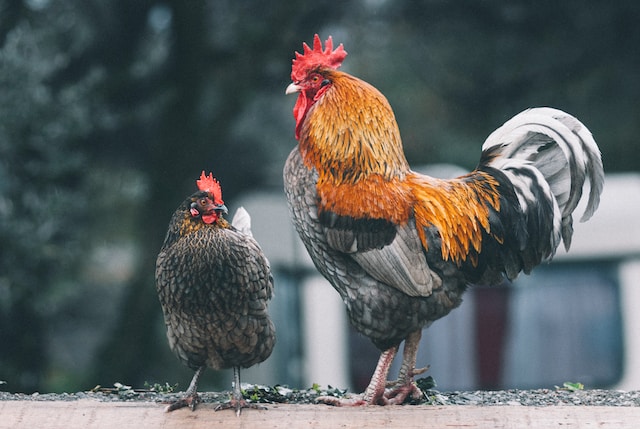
[
  {"left": 547, "top": 108, "right": 604, "bottom": 222},
  {"left": 481, "top": 107, "right": 604, "bottom": 252}
]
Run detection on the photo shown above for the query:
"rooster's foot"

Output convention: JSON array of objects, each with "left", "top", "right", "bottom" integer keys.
[
  {"left": 164, "top": 392, "right": 201, "bottom": 412},
  {"left": 383, "top": 382, "right": 423, "bottom": 405},
  {"left": 315, "top": 394, "right": 369, "bottom": 407},
  {"left": 215, "top": 399, "right": 267, "bottom": 416},
  {"left": 316, "top": 384, "right": 422, "bottom": 406},
  {"left": 385, "top": 365, "right": 430, "bottom": 388}
]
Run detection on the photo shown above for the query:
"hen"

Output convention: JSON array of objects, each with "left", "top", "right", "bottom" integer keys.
[
  {"left": 284, "top": 35, "right": 604, "bottom": 406},
  {"left": 155, "top": 171, "right": 275, "bottom": 415}
]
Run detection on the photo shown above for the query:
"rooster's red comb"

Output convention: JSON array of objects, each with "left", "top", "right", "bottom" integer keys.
[
  {"left": 196, "top": 171, "right": 224, "bottom": 205},
  {"left": 291, "top": 34, "right": 347, "bottom": 82}
]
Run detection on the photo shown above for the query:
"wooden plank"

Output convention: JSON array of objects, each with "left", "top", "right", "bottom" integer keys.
[{"left": 1, "top": 400, "right": 639, "bottom": 429}]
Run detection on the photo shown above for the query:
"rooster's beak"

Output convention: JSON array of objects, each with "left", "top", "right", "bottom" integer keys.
[{"left": 285, "top": 83, "right": 301, "bottom": 95}]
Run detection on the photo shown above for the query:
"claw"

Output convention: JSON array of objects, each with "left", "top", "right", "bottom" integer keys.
[
  {"left": 215, "top": 399, "right": 267, "bottom": 416},
  {"left": 386, "top": 365, "right": 430, "bottom": 388},
  {"left": 383, "top": 382, "right": 423, "bottom": 405},
  {"left": 164, "top": 392, "right": 201, "bottom": 412},
  {"left": 164, "top": 366, "right": 205, "bottom": 412},
  {"left": 213, "top": 366, "right": 268, "bottom": 416},
  {"left": 413, "top": 365, "right": 430, "bottom": 376},
  {"left": 315, "top": 395, "right": 368, "bottom": 407},
  {"left": 383, "top": 363, "right": 429, "bottom": 404}
]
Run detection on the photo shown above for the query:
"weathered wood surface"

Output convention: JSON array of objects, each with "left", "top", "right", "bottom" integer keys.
[{"left": 1, "top": 400, "right": 639, "bottom": 429}]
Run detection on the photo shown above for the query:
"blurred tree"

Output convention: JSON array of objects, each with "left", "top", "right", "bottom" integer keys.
[{"left": 0, "top": 16, "right": 97, "bottom": 392}]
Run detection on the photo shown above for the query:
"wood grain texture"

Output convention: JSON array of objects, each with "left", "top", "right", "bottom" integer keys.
[{"left": 1, "top": 400, "right": 638, "bottom": 429}]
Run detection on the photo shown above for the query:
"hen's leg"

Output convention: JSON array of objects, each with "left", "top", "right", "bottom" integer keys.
[
  {"left": 165, "top": 366, "right": 204, "bottom": 412},
  {"left": 317, "top": 346, "right": 398, "bottom": 406},
  {"left": 384, "top": 330, "right": 426, "bottom": 404},
  {"left": 215, "top": 366, "right": 267, "bottom": 416}
]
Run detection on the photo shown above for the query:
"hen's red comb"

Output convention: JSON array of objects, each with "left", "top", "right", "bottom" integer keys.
[
  {"left": 291, "top": 34, "right": 347, "bottom": 82},
  {"left": 196, "top": 171, "right": 224, "bottom": 205}
]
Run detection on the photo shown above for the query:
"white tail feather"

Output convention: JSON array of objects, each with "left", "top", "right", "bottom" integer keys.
[
  {"left": 231, "top": 206, "right": 253, "bottom": 236},
  {"left": 482, "top": 107, "right": 604, "bottom": 251}
]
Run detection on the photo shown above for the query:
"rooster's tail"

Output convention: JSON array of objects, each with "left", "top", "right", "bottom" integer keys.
[{"left": 480, "top": 107, "right": 604, "bottom": 253}]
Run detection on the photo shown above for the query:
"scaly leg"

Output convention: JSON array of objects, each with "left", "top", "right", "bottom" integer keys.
[
  {"left": 384, "top": 330, "right": 427, "bottom": 404},
  {"left": 317, "top": 346, "right": 399, "bottom": 406},
  {"left": 165, "top": 366, "right": 204, "bottom": 412},
  {"left": 215, "top": 366, "right": 267, "bottom": 416}
]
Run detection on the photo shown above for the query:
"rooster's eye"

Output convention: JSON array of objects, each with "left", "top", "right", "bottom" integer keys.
[{"left": 199, "top": 198, "right": 208, "bottom": 206}]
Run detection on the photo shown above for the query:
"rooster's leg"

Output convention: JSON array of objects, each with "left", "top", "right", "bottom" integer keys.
[
  {"left": 317, "top": 346, "right": 399, "bottom": 406},
  {"left": 383, "top": 330, "right": 426, "bottom": 404},
  {"left": 165, "top": 366, "right": 204, "bottom": 412},
  {"left": 363, "top": 346, "right": 399, "bottom": 404},
  {"left": 215, "top": 366, "right": 267, "bottom": 416}
]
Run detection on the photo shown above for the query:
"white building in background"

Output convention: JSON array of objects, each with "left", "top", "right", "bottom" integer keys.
[{"left": 236, "top": 171, "right": 640, "bottom": 392}]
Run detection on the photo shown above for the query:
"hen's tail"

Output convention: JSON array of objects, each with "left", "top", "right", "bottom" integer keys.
[
  {"left": 231, "top": 206, "right": 253, "bottom": 237},
  {"left": 480, "top": 107, "right": 604, "bottom": 254}
]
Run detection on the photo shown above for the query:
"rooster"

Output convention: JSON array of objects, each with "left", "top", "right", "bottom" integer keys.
[
  {"left": 284, "top": 35, "right": 604, "bottom": 406},
  {"left": 155, "top": 171, "right": 275, "bottom": 415}
]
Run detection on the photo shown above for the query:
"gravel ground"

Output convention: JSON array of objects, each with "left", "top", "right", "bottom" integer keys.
[{"left": 2, "top": 384, "right": 640, "bottom": 407}]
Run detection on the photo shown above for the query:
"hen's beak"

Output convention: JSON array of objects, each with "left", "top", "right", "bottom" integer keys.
[
  {"left": 215, "top": 204, "right": 228, "bottom": 215},
  {"left": 285, "top": 83, "right": 301, "bottom": 95}
]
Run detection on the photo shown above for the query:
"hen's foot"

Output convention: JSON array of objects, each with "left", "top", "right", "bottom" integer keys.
[
  {"left": 215, "top": 399, "right": 267, "bottom": 416},
  {"left": 164, "top": 392, "right": 201, "bottom": 412},
  {"left": 165, "top": 366, "right": 205, "bottom": 412}
]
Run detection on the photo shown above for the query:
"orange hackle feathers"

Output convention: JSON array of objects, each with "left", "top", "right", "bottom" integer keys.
[
  {"left": 299, "top": 72, "right": 408, "bottom": 180},
  {"left": 291, "top": 34, "right": 347, "bottom": 82},
  {"left": 317, "top": 175, "right": 413, "bottom": 224},
  {"left": 196, "top": 171, "right": 224, "bottom": 206},
  {"left": 300, "top": 71, "right": 414, "bottom": 224},
  {"left": 408, "top": 173, "right": 502, "bottom": 266}
]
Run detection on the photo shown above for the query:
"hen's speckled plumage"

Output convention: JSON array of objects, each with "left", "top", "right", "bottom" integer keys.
[{"left": 156, "top": 187, "right": 275, "bottom": 415}]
